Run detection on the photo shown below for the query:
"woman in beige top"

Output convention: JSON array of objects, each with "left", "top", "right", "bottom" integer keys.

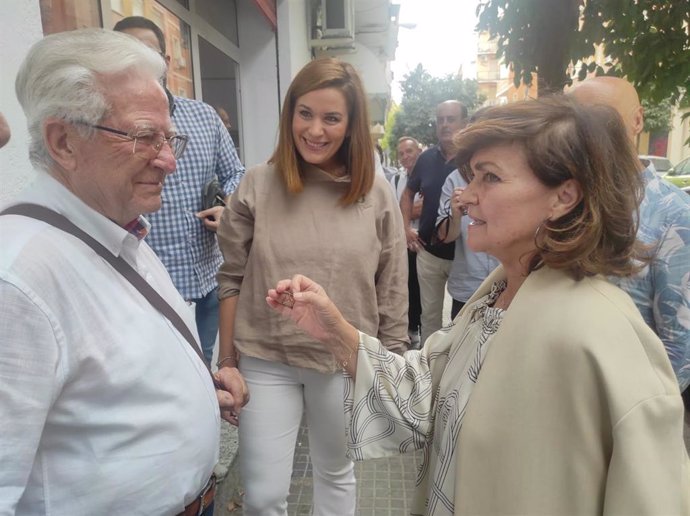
[
  {"left": 215, "top": 58, "right": 408, "bottom": 515},
  {"left": 267, "top": 97, "right": 690, "bottom": 515}
]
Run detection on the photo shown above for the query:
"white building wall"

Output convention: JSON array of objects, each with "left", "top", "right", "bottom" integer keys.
[
  {"left": 236, "top": 1, "right": 282, "bottom": 168},
  {"left": 277, "top": 0, "right": 311, "bottom": 107},
  {"left": 0, "top": 2, "right": 44, "bottom": 204}
]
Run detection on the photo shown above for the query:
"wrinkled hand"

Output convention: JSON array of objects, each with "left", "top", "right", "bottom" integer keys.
[
  {"left": 450, "top": 187, "right": 466, "bottom": 218},
  {"left": 405, "top": 227, "right": 425, "bottom": 253},
  {"left": 196, "top": 206, "right": 225, "bottom": 232},
  {"left": 266, "top": 275, "right": 346, "bottom": 344},
  {"left": 213, "top": 366, "right": 249, "bottom": 426}
]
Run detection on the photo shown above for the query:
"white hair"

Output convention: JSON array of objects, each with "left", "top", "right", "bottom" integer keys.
[{"left": 15, "top": 28, "right": 167, "bottom": 171}]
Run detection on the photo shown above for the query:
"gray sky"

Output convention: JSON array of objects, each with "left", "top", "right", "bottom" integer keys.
[{"left": 391, "top": 0, "right": 480, "bottom": 102}]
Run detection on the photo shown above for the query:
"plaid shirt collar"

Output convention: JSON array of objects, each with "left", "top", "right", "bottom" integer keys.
[{"left": 123, "top": 216, "right": 151, "bottom": 240}]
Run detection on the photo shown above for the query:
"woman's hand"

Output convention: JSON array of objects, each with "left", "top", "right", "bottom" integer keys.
[
  {"left": 267, "top": 274, "right": 362, "bottom": 376},
  {"left": 266, "top": 275, "right": 346, "bottom": 343}
]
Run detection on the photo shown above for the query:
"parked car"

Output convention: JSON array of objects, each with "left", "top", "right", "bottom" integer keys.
[
  {"left": 639, "top": 155, "right": 673, "bottom": 176},
  {"left": 664, "top": 157, "right": 690, "bottom": 194}
]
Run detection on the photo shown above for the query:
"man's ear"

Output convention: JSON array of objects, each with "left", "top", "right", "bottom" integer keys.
[
  {"left": 43, "top": 118, "right": 79, "bottom": 171},
  {"left": 630, "top": 105, "right": 644, "bottom": 137},
  {"left": 551, "top": 179, "right": 583, "bottom": 220}
]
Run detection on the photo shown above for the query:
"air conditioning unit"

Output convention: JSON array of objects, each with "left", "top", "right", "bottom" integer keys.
[{"left": 321, "top": 0, "right": 354, "bottom": 39}]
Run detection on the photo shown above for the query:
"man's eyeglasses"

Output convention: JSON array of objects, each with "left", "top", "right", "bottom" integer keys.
[{"left": 84, "top": 123, "right": 189, "bottom": 159}]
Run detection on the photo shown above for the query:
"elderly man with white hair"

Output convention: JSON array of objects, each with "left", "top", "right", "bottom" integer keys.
[{"left": 0, "top": 29, "right": 247, "bottom": 515}]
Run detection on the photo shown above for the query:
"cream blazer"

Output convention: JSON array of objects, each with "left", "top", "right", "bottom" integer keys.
[{"left": 453, "top": 266, "right": 690, "bottom": 515}]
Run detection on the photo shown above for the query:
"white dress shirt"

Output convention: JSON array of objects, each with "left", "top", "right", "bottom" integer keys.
[
  {"left": 0, "top": 173, "right": 220, "bottom": 515},
  {"left": 389, "top": 169, "right": 421, "bottom": 230}
]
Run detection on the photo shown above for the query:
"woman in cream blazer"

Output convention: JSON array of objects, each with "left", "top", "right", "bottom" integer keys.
[{"left": 267, "top": 96, "right": 690, "bottom": 515}]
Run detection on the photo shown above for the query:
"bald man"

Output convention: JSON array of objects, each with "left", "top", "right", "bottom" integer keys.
[{"left": 569, "top": 77, "right": 690, "bottom": 404}]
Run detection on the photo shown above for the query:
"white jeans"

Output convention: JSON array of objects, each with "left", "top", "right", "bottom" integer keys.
[
  {"left": 238, "top": 356, "right": 356, "bottom": 516},
  {"left": 416, "top": 248, "right": 452, "bottom": 345}
]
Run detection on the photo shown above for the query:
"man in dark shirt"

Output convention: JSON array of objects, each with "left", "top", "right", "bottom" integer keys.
[{"left": 400, "top": 100, "right": 467, "bottom": 345}]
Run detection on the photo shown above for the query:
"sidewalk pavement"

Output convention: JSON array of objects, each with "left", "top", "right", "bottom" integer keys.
[
  {"left": 215, "top": 410, "right": 690, "bottom": 515},
  {"left": 214, "top": 420, "right": 421, "bottom": 515}
]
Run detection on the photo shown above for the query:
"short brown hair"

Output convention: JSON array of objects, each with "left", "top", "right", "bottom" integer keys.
[
  {"left": 454, "top": 95, "right": 646, "bottom": 279},
  {"left": 114, "top": 16, "right": 166, "bottom": 54},
  {"left": 269, "top": 58, "right": 374, "bottom": 205}
]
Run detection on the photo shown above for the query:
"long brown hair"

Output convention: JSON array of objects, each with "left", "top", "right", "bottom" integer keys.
[
  {"left": 269, "top": 58, "right": 374, "bottom": 205},
  {"left": 455, "top": 96, "right": 647, "bottom": 279}
]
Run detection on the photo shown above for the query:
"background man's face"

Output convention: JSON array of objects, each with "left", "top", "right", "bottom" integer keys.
[
  {"left": 436, "top": 103, "right": 465, "bottom": 149},
  {"left": 119, "top": 27, "right": 170, "bottom": 87},
  {"left": 120, "top": 27, "right": 163, "bottom": 54},
  {"left": 397, "top": 139, "right": 420, "bottom": 171}
]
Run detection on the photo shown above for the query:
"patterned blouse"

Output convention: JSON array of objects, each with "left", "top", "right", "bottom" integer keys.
[{"left": 344, "top": 281, "right": 507, "bottom": 516}]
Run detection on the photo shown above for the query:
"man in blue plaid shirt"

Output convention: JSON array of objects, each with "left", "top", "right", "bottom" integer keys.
[{"left": 115, "top": 17, "right": 245, "bottom": 364}]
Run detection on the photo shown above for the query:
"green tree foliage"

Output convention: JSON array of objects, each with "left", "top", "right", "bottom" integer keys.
[
  {"left": 477, "top": 0, "right": 690, "bottom": 104},
  {"left": 641, "top": 98, "right": 673, "bottom": 134},
  {"left": 384, "top": 65, "right": 484, "bottom": 157},
  {"left": 381, "top": 102, "right": 400, "bottom": 155}
]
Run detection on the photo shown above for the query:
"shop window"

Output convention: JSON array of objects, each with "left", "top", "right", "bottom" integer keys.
[
  {"left": 198, "top": 36, "right": 241, "bottom": 157},
  {"left": 40, "top": 0, "right": 101, "bottom": 35},
  {"left": 109, "top": 0, "right": 194, "bottom": 98}
]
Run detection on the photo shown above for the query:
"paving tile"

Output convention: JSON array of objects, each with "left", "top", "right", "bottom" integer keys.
[{"left": 217, "top": 420, "right": 422, "bottom": 515}]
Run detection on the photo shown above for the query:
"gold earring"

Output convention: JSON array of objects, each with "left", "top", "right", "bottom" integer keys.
[{"left": 534, "top": 219, "right": 550, "bottom": 247}]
